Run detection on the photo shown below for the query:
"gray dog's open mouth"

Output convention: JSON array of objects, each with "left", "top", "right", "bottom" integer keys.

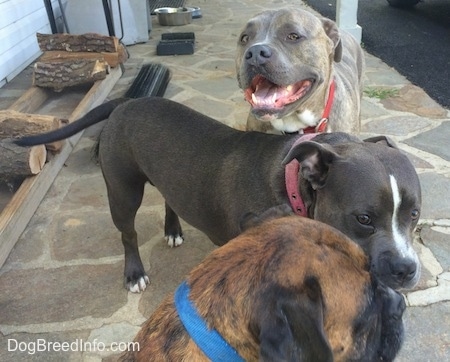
[{"left": 244, "top": 75, "right": 314, "bottom": 110}]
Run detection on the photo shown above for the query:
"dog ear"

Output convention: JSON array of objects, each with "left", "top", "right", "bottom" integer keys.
[
  {"left": 252, "top": 277, "right": 333, "bottom": 362},
  {"left": 282, "top": 142, "right": 340, "bottom": 190},
  {"left": 321, "top": 18, "right": 342, "bottom": 62},
  {"left": 363, "top": 135, "right": 398, "bottom": 149}
]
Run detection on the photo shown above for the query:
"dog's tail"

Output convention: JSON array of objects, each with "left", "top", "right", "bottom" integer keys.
[{"left": 14, "top": 97, "right": 129, "bottom": 147}]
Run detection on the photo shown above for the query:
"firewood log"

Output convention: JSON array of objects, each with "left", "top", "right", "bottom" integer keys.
[
  {"left": 0, "top": 110, "right": 64, "bottom": 151},
  {"left": 0, "top": 140, "right": 46, "bottom": 179},
  {"left": 37, "top": 32, "right": 119, "bottom": 53},
  {"left": 33, "top": 59, "right": 109, "bottom": 91}
]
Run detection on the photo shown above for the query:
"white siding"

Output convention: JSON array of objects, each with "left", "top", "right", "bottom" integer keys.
[{"left": 0, "top": 0, "right": 68, "bottom": 87}]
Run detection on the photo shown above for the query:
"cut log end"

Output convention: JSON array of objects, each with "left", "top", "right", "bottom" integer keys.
[
  {"left": 29, "top": 145, "right": 47, "bottom": 174},
  {"left": 0, "top": 141, "right": 47, "bottom": 180},
  {"left": 0, "top": 110, "right": 64, "bottom": 152}
]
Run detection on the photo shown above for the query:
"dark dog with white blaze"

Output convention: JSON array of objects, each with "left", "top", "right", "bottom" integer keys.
[
  {"left": 14, "top": 97, "right": 422, "bottom": 292},
  {"left": 121, "top": 211, "right": 406, "bottom": 362}
]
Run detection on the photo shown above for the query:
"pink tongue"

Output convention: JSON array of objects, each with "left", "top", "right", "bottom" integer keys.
[
  {"left": 252, "top": 79, "right": 310, "bottom": 107},
  {"left": 254, "top": 80, "right": 291, "bottom": 99}
]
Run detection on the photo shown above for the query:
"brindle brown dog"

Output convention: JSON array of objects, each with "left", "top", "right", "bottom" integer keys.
[
  {"left": 236, "top": 8, "right": 365, "bottom": 134},
  {"left": 121, "top": 210, "right": 405, "bottom": 362}
]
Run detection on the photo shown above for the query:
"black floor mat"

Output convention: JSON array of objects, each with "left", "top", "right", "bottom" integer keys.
[
  {"left": 125, "top": 63, "right": 171, "bottom": 98},
  {"left": 149, "top": 0, "right": 186, "bottom": 15}
]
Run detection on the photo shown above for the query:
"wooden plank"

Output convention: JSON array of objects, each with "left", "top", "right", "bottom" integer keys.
[
  {"left": 0, "top": 0, "right": 43, "bottom": 29},
  {"left": 0, "top": 36, "right": 41, "bottom": 83},
  {"left": 9, "top": 86, "right": 49, "bottom": 113},
  {"left": 0, "top": 66, "right": 122, "bottom": 268},
  {"left": 0, "top": 7, "right": 50, "bottom": 55}
]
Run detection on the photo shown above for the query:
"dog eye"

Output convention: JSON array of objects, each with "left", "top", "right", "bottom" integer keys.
[
  {"left": 411, "top": 209, "right": 420, "bottom": 220},
  {"left": 240, "top": 34, "right": 249, "bottom": 44},
  {"left": 287, "top": 33, "right": 301, "bottom": 41},
  {"left": 357, "top": 214, "right": 372, "bottom": 225}
]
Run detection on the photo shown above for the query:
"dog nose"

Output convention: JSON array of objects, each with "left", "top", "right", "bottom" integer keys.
[
  {"left": 245, "top": 44, "right": 272, "bottom": 66},
  {"left": 390, "top": 259, "right": 417, "bottom": 285}
]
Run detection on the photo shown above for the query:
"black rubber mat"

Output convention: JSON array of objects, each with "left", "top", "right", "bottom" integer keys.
[
  {"left": 149, "top": 0, "right": 186, "bottom": 15},
  {"left": 125, "top": 63, "right": 171, "bottom": 98},
  {"left": 157, "top": 32, "right": 195, "bottom": 55}
]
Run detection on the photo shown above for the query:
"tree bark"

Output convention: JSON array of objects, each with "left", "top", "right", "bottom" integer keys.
[
  {"left": 0, "top": 140, "right": 46, "bottom": 179},
  {"left": 37, "top": 32, "right": 119, "bottom": 53},
  {"left": 33, "top": 59, "right": 109, "bottom": 91},
  {"left": 0, "top": 110, "right": 64, "bottom": 151}
]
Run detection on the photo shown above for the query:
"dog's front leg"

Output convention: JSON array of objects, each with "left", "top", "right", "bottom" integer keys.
[{"left": 164, "top": 202, "right": 184, "bottom": 247}]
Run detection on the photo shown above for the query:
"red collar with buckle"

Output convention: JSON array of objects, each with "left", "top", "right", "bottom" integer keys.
[
  {"left": 302, "top": 79, "right": 336, "bottom": 134},
  {"left": 285, "top": 133, "right": 318, "bottom": 216}
]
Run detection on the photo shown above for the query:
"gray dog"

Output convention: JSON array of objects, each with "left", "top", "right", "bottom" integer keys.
[
  {"left": 15, "top": 97, "right": 421, "bottom": 293},
  {"left": 236, "top": 8, "right": 364, "bottom": 134}
]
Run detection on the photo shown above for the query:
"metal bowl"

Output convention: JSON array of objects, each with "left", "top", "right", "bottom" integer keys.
[
  {"left": 154, "top": 7, "right": 193, "bottom": 26},
  {"left": 186, "top": 6, "right": 202, "bottom": 18}
]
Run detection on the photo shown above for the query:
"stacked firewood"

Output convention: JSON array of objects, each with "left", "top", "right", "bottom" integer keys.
[
  {"left": 0, "top": 33, "right": 127, "bottom": 180},
  {"left": 0, "top": 110, "right": 65, "bottom": 179},
  {"left": 33, "top": 32, "right": 128, "bottom": 91}
]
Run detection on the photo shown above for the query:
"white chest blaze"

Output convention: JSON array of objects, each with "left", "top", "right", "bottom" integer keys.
[
  {"left": 390, "top": 175, "right": 411, "bottom": 258},
  {"left": 271, "top": 109, "right": 320, "bottom": 133}
]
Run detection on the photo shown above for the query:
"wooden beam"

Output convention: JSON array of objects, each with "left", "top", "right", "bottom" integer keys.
[
  {"left": 9, "top": 86, "right": 49, "bottom": 113},
  {"left": 0, "top": 66, "right": 123, "bottom": 268}
]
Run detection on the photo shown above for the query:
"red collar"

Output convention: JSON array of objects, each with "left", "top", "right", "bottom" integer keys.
[
  {"left": 302, "top": 80, "right": 336, "bottom": 134},
  {"left": 285, "top": 133, "right": 318, "bottom": 216}
]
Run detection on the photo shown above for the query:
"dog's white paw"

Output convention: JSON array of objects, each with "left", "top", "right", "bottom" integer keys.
[
  {"left": 128, "top": 275, "right": 150, "bottom": 293},
  {"left": 165, "top": 235, "right": 184, "bottom": 247}
]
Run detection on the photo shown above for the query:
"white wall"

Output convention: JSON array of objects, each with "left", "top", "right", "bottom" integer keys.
[{"left": 0, "top": 0, "right": 68, "bottom": 87}]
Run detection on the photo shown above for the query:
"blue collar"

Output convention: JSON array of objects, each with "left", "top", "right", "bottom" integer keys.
[{"left": 174, "top": 281, "right": 245, "bottom": 362}]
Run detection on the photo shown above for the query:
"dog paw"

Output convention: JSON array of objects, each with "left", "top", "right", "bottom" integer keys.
[
  {"left": 165, "top": 234, "right": 184, "bottom": 247},
  {"left": 126, "top": 275, "right": 150, "bottom": 293}
]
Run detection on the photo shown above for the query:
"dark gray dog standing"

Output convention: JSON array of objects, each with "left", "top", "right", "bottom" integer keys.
[
  {"left": 236, "top": 8, "right": 364, "bottom": 134},
  {"left": 15, "top": 97, "right": 421, "bottom": 293}
]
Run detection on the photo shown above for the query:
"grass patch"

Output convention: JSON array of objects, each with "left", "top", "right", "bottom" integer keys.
[{"left": 364, "top": 87, "right": 399, "bottom": 100}]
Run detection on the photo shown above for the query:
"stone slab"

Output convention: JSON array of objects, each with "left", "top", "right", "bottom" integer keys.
[
  {"left": 381, "top": 84, "right": 448, "bottom": 118},
  {"left": 397, "top": 302, "right": 450, "bottom": 362},
  {"left": 418, "top": 172, "right": 450, "bottom": 220},
  {"left": 404, "top": 121, "right": 450, "bottom": 162},
  {"left": 364, "top": 115, "right": 435, "bottom": 136},
  {"left": 420, "top": 225, "right": 450, "bottom": 271},
  {"left": 139, "top": 226, "right": 217, "bottom": 318},
  {"left": 0, "top": 263, "right": 126, "bottom": 325}
]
